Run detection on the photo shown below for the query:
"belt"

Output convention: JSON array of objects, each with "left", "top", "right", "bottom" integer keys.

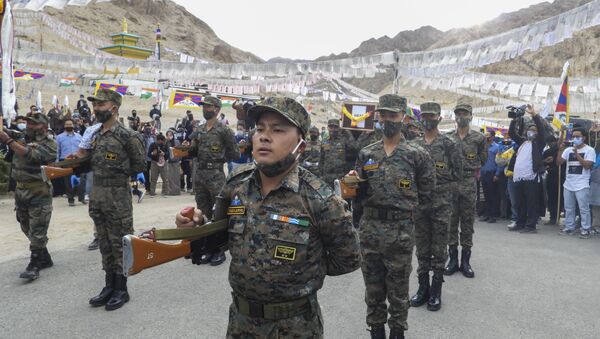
[
  {"left": 16, "top": 181, "right": 47, "bottom": 189},
  {"left": 363, "top": 207, "right": 412, "bottom": 220},
  {"left": 197, "top": 162, "right": 224, "bottom": 170},
  {"left": 93, "top": 176, "right": 129, "bottom": 187},
  {"left": 232, "top": 292, "right": 313, "bottom": 320}
]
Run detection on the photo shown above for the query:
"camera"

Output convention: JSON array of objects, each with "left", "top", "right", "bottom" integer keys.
[{"left": 507, "top": 105, "right": 527, "bottom": 119}]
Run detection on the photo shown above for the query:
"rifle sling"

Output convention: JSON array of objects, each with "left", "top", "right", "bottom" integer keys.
[{"left": 153, "top": 219, "right": 228, "bottom": 240}]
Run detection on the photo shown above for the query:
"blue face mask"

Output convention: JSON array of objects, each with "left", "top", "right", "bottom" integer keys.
[
  {"left": 375, "top": 121, "right": 382, "bottom": 130},
  {"left": 573, "top": 137, "right": 583, "bottom": 146}
]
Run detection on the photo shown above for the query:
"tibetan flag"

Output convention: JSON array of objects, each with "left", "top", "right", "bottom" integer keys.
[
  {"left": 59, "top": 77, "right": 77, "bottom": 87},
  {"left": 140, "top": 87, "right": 159, "bottom": 99},
  {"left": 407, "top": 106, "right": 421, "bottom": 121},
  {"left": 14, "top": 70, "right": 44, "bottom": 80},
  {"left": 169, "top": 88, "right": 204, "bottom": 109},
  {"left": 552, "top": 61, "right": 569, "bottom": 130},
  {"left": 95, "top": 82, "right": 128, "bottom": 96}
]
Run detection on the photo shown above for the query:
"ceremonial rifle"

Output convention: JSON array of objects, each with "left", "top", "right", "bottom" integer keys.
[{"left": 40, "top": 155, "right": 91, "bottom": 182}]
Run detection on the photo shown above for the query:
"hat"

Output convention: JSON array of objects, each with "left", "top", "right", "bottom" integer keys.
[
  {"left": 87, "top": 88, "right": 122, "bottom": 107},
  {"left": 309, "top": 126, "right": 319, "bottom": 133},
  {"left": 420, "top": 102, "right": 441, "bottom": 115},
  {"left": 247, "top": 96, "right": 311, "bottom": 136},
  {"left": 25, "top": 112, "right": 49, "bottom": 125},
  {"left": 203, "top": 95, "right": 222, "bottom": 108},
  {"left": 375, "top": 94, "right": 407, "bottom": 113},
  {"left": 327, "top": 119, "right": 340, "bottom": 127},
  {"left": 454, "top": 97, "right": 473, "bottom": 114}
]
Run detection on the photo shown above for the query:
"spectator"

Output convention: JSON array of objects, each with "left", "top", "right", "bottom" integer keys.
[
  {"left": 76, "top": 94, "right": 87, "bottom": 112},
  {"left": 542, "top": 135, "right": 565, "bottom": 225},
  {"left": 149, "top": 104, "right": 162, "bottom": 131},
  {"left": 480, "top": 131, "right": 503, "bottom": 223},
  {"left": 128, "top": 109, "right": 141, "bottom": 131},
  {"left": 56, "top": 119, "right": 85, "bottom": 206},
  {"left": 148, "top": 133, "right": 170, "bottom": 196},
  {"left": 47, "top": 104, "right": 65, "bottom": 135},
  {"left": 557, "top": 128, "right": 596, "bottom": 238},
  {"left": 229, "top": 121, "right": 252, "bottom": 173},
  {"left": 507, "top": 105, "right": 546, "bottom": 233},
  {"left": 590, "top": 151, "right": 600, "bottom": 231},
  {"left": 165, "top": 129, "right": 181, "bottom": 196},
  {"left": 232, "top": 100, "right": 256, "bottom": 130},
  {"left": 141, "top": 123, "right": 156, "bottom": 192},
  {"left": 217, "top": 112, "right": 229, "bottom": 125}
]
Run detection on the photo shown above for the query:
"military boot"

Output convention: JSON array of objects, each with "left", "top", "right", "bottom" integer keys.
[
  {"left": 39, "top": 248, "right": 54, "bottom": 269},
  {"left": 89, "top": 273, "right": 115, "bottom": 307},
  {"left": 105, "top": 274, "right": 130, "bottom": 311},
  {"left": 19, "top": 249, "right": 42, "bottom": 280},
  {"left": 444, "top": 245, "right": 459, "bottom": 275},
  {"left": 389, "top": 327, "right": 405, "bottom": 339},
  {"left": 410, "top": 272, "right": 430, "bottom": 307},
  {"left": 427, "top": 273, "right": 444, "bottom": 311},
  {"left": 460, "top": 247, "right": 475, "bottom": 278},
  {"left": 368, "top": 324, "right": 385, "bottom": 339}
]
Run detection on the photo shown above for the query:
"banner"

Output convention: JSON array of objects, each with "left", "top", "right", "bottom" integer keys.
[
  {"left": 140, "top": 87, "right": 159, "bottom": 99},
  {"left": 95, "top": 82, "right": 128, "bottom": 96},
  {"left": 59, "top": 77, "right": 77, "bottom": 87},
  {"left": 483, "top": 126, "right": 509, "bottom": 136},
  {"left": 552, "top": 61, "right": 570, "bottom": 130},
  {"left": 169, "top": 88, "right": 204, "bottom": 109},
  {"left": 14, "top": 70, "right": 44, "bottom": 80},
  {"left": 341, "top": 102, "right": 376, "bottom": 131},
  {"left": 216, "top": 95, "right": 238, "bottom": 106}
]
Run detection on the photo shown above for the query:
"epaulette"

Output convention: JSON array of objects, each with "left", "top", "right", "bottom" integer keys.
[
  {"left": 299, "top": 167, "right": 334, "bottom": 200},
  {"left": 227, "top": 162, "right": 256, "bottom": 182}
]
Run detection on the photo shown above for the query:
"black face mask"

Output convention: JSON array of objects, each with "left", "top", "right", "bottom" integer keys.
[
  {"left": 255, "top": 141, "right": 304, "bottom": 177},
  {"left": 65, "top": 127, "right": 74, "bottom": 132},
  {"left": 132, "top": 113, "right": 137, "bottom": 117},
  {"left": 25, "top": 128, "right": 46, "bottom": 140},
  {"left": 203, "top": 111, "right": 215, "bottom": 120},
  {"left": 95, "top": 109, "right": 113, "bottom": 123},
  {"left": 383, "top": 121, "right": 403, "bottom": 137},
  {"left": 309, "top": 134, "right": 318, "bottom": 141},
  {"left": 329, "top": 130, "right": 339, "bottom": 138},
  {"left": 456, "top": 116, "right": 471, "bottom": 128},
  {"left": 422, "top": 119, "right": 439, "bottom": 131}
]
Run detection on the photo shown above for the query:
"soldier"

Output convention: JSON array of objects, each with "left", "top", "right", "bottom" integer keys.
[
  {"left": 184, "top": 95, "right": 240, "bottom": 266},
  {"left": 74, "top": 89, "right": 146, "bottom": 310},
  {"left": 0, "top": 113, "right": 57, "bottom": 280},
  {"left": 411, "top": 102, "right": 462, "bottom": 311},
  {"left": 319, "top": 119, "right": 357, "bottom": 187},
  {"left": 299, "top": 126, "right": 321, "bottom": 175},
  {"left": 356, "top": 120, "right": 384, "bottom": 151},
  {"left": 445, "top": 100, "right": 487, "bottom": 278},
  {"left": 353, "top": 94, "right": 435, "bottom": 339},
  {"left": 176, "top": 96, "right": 361, "bottom": 338}
]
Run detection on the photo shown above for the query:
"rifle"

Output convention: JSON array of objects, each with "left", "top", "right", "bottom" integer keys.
[
  {"left": 170, "top": 145, "right": 189, "bottom": 158},
  {"left": 40, "top": 155, "right": 92, "bottom": 182},
  {"left": 122, "top": 204, "right": 229, "bottom": 277}
]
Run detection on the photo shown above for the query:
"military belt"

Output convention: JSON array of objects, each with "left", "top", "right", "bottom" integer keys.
[
  {"left": 93, "top": 176, "right": 129, "bottom": 187},
  {"left": 363, "top": 207, "right": 411, "bottom": 221},
  {"left": 197, "top": 162, "right": 224, "bottom": 170},
  {"left": 232, "top": 292, "right": 313, "bottom": 320},
  {"left": 16, "top": 181, "right": 47, "bottom": 189}
]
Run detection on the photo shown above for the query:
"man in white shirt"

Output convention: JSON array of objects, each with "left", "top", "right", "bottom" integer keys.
[{"left": 557, "top": 128, "right": 596, "bottom": 239}]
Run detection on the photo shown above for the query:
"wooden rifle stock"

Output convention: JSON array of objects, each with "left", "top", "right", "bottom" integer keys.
[
  {"left": 41, "top": 155, "right": 92, "bottom": 182},
  {"left": 41, "top": 166, "right": 74, "bottom": 181},
  {"left": 170, "top": 146, "right": 189, "bottom": 158}
]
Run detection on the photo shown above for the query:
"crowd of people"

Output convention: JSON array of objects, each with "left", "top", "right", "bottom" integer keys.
[{"left": 1, "top": 88, "right": 599, "bottom": 339}]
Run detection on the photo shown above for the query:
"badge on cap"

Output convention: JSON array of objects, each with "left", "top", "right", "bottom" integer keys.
[{"left": 227, "top": 195, "right": 246, "bottom": 215}]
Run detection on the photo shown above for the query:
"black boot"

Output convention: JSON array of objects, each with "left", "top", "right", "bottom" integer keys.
[
  {"left": 427, "top": 273, "right": 444, "bottom": 311},
  {"left": 368, "top": 324, "right": 385, "bottom": 339},
  {"left": 460, "top": 247, "right": 475, "bottom": 278},
  {"left": 105, "top": 274, "right": 130, "bottom": 311},
  {"left": 39, "top": 248, "right": 53, "bottom": 269},
  {"left": 89, "top": 273, "right": 115, "bottom": 307},
  {"left": 444, "top": 246, "right": 459, "bottom": 275},
  {"left": 410, "top": 272, "right": 430, "bottom": 307},
  {"left": 389, "top": 327, "right": 405, "bottom": 339},
  {"left": 19, "top": 249, "right": 41, "bottom": 280}
]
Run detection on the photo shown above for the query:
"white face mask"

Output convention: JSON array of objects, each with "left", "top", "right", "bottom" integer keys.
[{"left": 17, "top": 123, "right": 26, "bottom": 131}]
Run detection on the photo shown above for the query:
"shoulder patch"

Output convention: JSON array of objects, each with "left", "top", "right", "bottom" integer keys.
[
  {"left": 299, "top": 167, "right": 334, "bottom": 200},
  {"left": 227, "top": 162, "right": 256, "bottom": 182}
]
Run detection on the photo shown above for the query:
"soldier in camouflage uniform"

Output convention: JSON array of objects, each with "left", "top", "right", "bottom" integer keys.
[
  {"left": 299, "top": 126, "right": 321, "bottom": 175},
  {"left": 356, "top": 124, "right": 384, "bottom": 151},
  {"left": 445, "top": 100, "right": 487, "bottom": 279},
  {"left": 185, "top": 95, "right": 240, "bottom": 266},
  {"left": 75, "top": 89, "right": 146, "bottom": 310},
  {"left": 354, "top": 94, "right": 435, "bottom": 339},
  {"left": 411, "top": 102, "right": 462, "bottom": 311},
  {"left": 176, "top": 96, "right": 361, "bottom": 339},
  {"left": 318, "top": 119, "right": 357, "bottom": 187},
  {"left": 0, "top": 113, "right": 57, "bottom": 280}
]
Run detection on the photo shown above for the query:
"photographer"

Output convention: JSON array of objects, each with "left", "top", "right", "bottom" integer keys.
[
  {"left": 232, "top": 100, "right": 256, "bottom": 130},
  {"left": 507, "top": 105, "right": 545, "bottom": 233},
  {"left": 127, "top": 109, "right": 140, "bottom": 131}
]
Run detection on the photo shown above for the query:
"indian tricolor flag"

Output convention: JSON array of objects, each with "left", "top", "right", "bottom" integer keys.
[
  {"left": 140, "top": 87, "right": 159, "bottom": 99},
  {"left": 59, "top": 77, "right": 77, "bottom": 87},
  {"left": 552, "top": 61, "right": 570, "bottom": 130},
  {"left": 218, "top": 95, "right": 238, "bottom": 106}
]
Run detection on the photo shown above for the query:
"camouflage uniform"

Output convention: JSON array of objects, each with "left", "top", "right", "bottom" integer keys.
[
  {"left": 318, "top": 120, "right": 357, "bottom": 187},
  {"left": 220, "top": 97, "right": 361, "bottom": 338},
  {"left": 188, "top": 96, "right": 240, "bottom": 219},
  {"left": 299, "top": 130, "right": 321, "bottom": 175},
  {"left": 356, "top": 128, "right": 384, "bottom": 151}
]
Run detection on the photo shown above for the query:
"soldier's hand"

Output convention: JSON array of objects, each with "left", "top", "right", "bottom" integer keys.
[
  {"left": 176, "top": 207, "right": 204, "bottom": 228},
  {"left": 182, "top": 140, "right": 190, "bottom": 147},
  {"left": 0, "top": 131, "right": 11, "bottom": 144}
]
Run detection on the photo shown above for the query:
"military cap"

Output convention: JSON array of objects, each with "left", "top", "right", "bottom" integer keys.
[
  {"left": 25, "top": 112, "right": 49, "bottom": 125},
  {"left": 247, "top": 96, "right": 311, "bottom": 136},
  {"left": 420, "top": 102, "right": 441, "bottom": 115},
  {"left": 203, "top": 95, "right": 222, "bottom": 108},
  {"left": 454, "top": 97, "right": 473, "bottom": 114},
  {"left": 87, "top": 88, "right": 122, "bottom": 107},
  {"left": 309, "top": 126, "right": 319, "bottom": 133},
  {"left": 375, "top": 94, "right": 407, "bottom": 113},
  {"left": 327, "top": 119, "right": 340, "bottom": 127}
]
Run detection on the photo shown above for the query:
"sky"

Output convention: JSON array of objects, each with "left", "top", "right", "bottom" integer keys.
[{"left": 173, "top": 0, "right": 546, "bottom": 61}]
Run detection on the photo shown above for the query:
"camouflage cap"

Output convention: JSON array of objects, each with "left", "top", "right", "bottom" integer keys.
[
  {"left": 420, "top": 102, "right": 441, "bottom": 115},
  {"left": 25, "top": 112, "right": 49, "bottom": 125},
  {"left": 327, "top": 119, "right": 340, "bottom": 127},
  {"left": 203, "top": 95, "right": 222, "bottom": 108},
  {"left": 309, "top": 126, "right": 319, "bottom": 133},
  {"left": 454, "top": 97, "right": 473, "bottom": 114},
  {"left": 87, "top": 88, "right": 122, "bottom": 107},
  {"left": 375, "top": 94, "right": 407, "bottom": 113},
  {"left": 247, "top": 96, "right": 311, "bottom": 136}
]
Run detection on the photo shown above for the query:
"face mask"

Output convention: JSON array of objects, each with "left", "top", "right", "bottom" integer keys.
[
  {"left": 422, "top": 119, "right": 439, "bottom": 131},
  {"left": 375, "top": 121, "right": 382, "bottom": 130},
  {"left": 255, "top": 140, "right": 304, "bottom": 177},
  {"left": 406, "top": 131, "right": 420, "bottom": 140},
  {"left": 235, "top": 130, "right": 244, "bottom": 137},
  {"left": 48, "top": 134, "right": 54, "bottom": 140},
  {"left": 17, "top": 123, "right": 26, "bottom": 131},
  {"left": 132, "top": 113, "right": 137, "bottom": 117},
  {"left": 383, "top": 121, "right": 403, "bottom": 138},
  {"left": 329, "top": 130, "right": 339, "bottom": 138},
  {"left": 203, "top": 111, "right": 216, "bottom": 120},
  {"left": 65, "top": 127, "right": 74, "bottom": 132},
  {"left": 573, "top": 137, "right": 583, "bottom": 146},
  {"left": 144, "top": 128, "right": 151, "bottom": 134},
  {"left": 456, "top": 116, "right": 471, "bottom": 128},
  {"left": 526, "top": 130, "right": 537, "bottom": 141},
  {"left": 95, "top": 109, "right": 113, "bottom": 123},
  {"left": 309, "top": 134, "right": 318, "bottom": 141}
]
